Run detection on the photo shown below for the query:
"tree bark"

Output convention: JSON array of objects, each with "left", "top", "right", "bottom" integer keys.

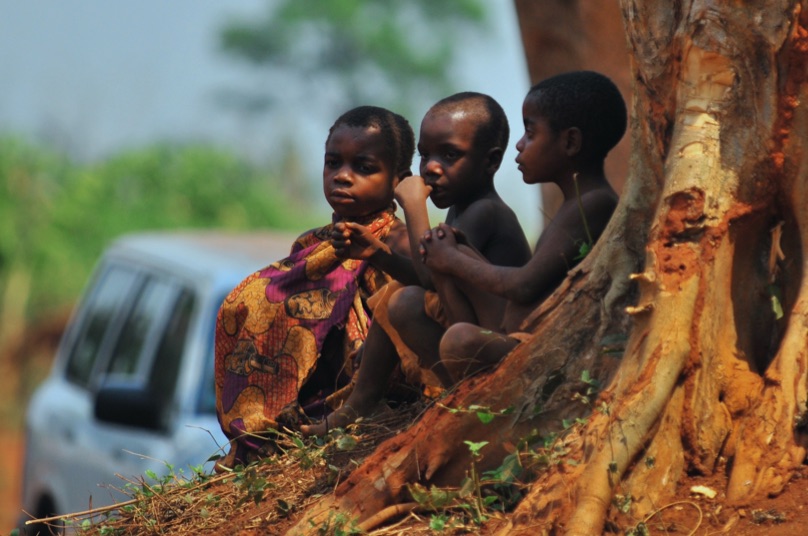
[{"left": 288, "top": 1, "right": 808, "bottom": 534}]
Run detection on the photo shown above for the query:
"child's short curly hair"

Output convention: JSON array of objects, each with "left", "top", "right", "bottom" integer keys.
[
  {"left": 528, "top": 71, "right": 627, "bottom": 161},
  {"left": 429, "top": 92, "right": 510, "bottom": 155},
  {"left": 328, "top": 106, "right": 415, "bottom": 177}
]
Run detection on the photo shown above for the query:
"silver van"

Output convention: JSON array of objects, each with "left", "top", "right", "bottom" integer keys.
[{"left": 18, "top": 230, "right": 294, "bottom": 533}]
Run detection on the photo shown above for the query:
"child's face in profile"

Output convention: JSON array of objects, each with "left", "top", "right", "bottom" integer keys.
[
  {"left": 515, "top": 95, "right": 567, "bottom": 185},
  {"left": 418, "top": 110, "right": 489, "bottom": 209},
  {"left": 323, "top": 124, "right": 397, "bottom": 219}
]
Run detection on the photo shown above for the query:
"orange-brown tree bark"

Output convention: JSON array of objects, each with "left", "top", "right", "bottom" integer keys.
[{"left": 289, "top": 1, "right": 808, "bottom": 534}]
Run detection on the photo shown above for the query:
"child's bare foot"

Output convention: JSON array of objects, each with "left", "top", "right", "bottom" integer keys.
[
  {"left": 300, "top": 404, "right": 359, "bottom": 437},
  {"left": 300, "top": 398, "right": 392, "bottom": 437}
]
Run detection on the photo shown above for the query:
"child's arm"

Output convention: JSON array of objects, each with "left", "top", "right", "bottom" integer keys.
[
  {"left": 332, "top": 220, "right": 420, "bottom": 285},
  {"left": 422, "top": 191, "right": 615, "bottom": 305},
  {"left": 394, "top": 176, "right": 438, "bottom": 288}
]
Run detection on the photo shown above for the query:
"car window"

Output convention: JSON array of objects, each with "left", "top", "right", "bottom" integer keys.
[
  {"left": 149, "top": 288, "right": 196, "bottom": 401},
  {"left": 65, "top": 265, "right": 140, "bottom": 387},
  {"left": 197, "top": 292, "right": 227, "bottom": 414},
  {"left": 106, "top": 277, "right": 177, "bottom": 379}
]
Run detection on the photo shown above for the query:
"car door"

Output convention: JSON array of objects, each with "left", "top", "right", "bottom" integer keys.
[
  {"left": 81, "top": 270, "right": 189, "bottom": 503},
  {"left": 31, "top": 262, "right": 142, "bottom": 514}
]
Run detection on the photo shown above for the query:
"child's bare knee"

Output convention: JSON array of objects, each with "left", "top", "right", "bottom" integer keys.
[
  {"left": 388, "top": 286, "right": 427, "bottom": 329},
  {"left": 440, "top": 323, "right": 480, "bottom": 360}
]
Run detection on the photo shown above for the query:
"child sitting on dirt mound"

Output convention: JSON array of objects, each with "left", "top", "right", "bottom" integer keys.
[
  {"left": 214, "top": 105, "right": 416, "bottom": 469},
  {"left": 420, "top": 70, "right": 626, "bottom": 382}
]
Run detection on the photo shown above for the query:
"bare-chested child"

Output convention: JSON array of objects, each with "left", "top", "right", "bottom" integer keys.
[
  {"left": 300, "top": 92, "right": 531, "bottom": 436},
  {"left": 420, "top": 70, "right": 627, "bottom": 382}
]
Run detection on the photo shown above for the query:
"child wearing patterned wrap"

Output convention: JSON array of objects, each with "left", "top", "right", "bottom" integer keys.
[{"left": 214, "top": 106, "right": 416, "bottom": 469}]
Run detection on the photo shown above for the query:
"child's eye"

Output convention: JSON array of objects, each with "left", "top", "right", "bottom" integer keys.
[
  {"left": 443, "top": 150, "right": 460, "bottom": 161},
  {"left": 324, "top": 157, "right": 339, "bottom": 168},
  {"left": 357, "top": 163, "right": 379, "bottom": 174}
]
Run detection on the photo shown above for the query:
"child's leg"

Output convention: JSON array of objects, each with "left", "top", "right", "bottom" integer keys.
[
  {"left": 300, "top": 321, "right": 399, "bottom": 436},
  {"left": 388, "top": 286, "right": 455, "bottom": 387},
  {"left": 439, "top": 323, "right": 520, "bottom": 383},
  {"left": 434, "top": 244, "right": 507, "bottom": 331},
  {"left": 431, "top": 270, "right": 478, "bottom": 325}
]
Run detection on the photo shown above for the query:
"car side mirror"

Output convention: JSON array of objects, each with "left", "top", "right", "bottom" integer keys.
[{"left": 94, "top": 380, "right": 167, "bottom": 431}]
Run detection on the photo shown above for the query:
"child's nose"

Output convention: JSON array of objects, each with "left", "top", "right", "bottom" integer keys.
[
  {"left": 422, "top": 158, "right": 442, "bottom": 178},
  {"left": 333, "top": 168, "right": 352, "bottom": 184}
]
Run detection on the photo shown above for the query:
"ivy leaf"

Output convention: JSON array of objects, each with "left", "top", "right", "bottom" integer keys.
[
  {"left": 476, "top": 411, "right": 495, "bottom": 424},
  {"left": 575, "top": 241, "right": 592, "bottom": 261},
  {"left": 464, "top": 440, "right": 489, "bottom": 457}
]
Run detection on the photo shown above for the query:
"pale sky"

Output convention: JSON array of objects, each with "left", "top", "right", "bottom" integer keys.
[{"left": 0, "top": 0, "right": 540, "bottom": 237}]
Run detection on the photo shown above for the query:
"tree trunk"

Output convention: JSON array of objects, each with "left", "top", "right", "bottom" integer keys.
[
  {"left": 513, "top": 0, "right": 632, "bottom": 227},
  {"left": 289, "top": 1, "right": 808, "bottom": 534}
]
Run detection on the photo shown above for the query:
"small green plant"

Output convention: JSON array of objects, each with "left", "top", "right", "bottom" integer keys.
[
  {"left": 429, "top": 512, "right": 450, "bottom": 531},
  {"left": 573, "top": 172, "right": 595, "bottom": 260},
  {"left": 234, "top": 463, "right": 274, "bottom": 506},
  {"left": 409, "top": 483, "right": 460, "bottom": 510},
  {"left": 407, "top": 440, "right": 528, "bottom": 529},
  {"left": 438, "top": 402, "right": 514, "bottom": 424},
  {"left": 768, "top": 283, "right": 785, "bottom": 319},
  {"left": 283, "top": 431, "right": 327, "bottom": 469},
  {"left": 308, "top": 511, "right": 363, "bottom": 536},
  {"left": 481, "top": 452, "right": 524, "bottom": 511},
  {"left": 98, "top": 525, "right": 124, "bottom": 536},
  {"left": 613, "top": 493, "right": 633, "bottom": 514},
  {"left": 575, "top": 240, "right": 592, "bottom": 261},
  {"left": 625, "top": 522, "right": 650, "bottom": 536},
  {"left": 572, "top": 369, "right": 601, "bottom": 407}
]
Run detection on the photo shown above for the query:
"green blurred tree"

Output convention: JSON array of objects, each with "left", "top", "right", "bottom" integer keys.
[
  {"left": 0, "top": 140, "right": 315, "bottom": 325},
  {"left": 217, "top": 0, "right": 488, "bottom": 116}
]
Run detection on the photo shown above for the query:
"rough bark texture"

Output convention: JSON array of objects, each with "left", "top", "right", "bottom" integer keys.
[
  {"left": 513, "top": 0, "right": 632, "bottom": 225},
  {"left": 288, "top": 1, "right": 808, "bottom": 534}
]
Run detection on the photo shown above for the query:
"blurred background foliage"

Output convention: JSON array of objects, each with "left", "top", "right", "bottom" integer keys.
[
  {"left": 217, "top": 0, "right": 487, "bottom": 118},
  {"left": 0, "top": 137, "right": 316, "bottom": 323}
]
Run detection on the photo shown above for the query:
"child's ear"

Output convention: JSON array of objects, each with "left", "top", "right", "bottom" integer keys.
[
  {"left": 393, "top": 169, "right": 412, "bottom": 189},
  {"left": 563, "top": 127, "right": 583, "bottom": 156},
  {"left": 485, "top": 147, "right": 504, "bottom": 174}
]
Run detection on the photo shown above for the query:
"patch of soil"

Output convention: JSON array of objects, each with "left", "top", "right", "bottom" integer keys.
[
  {"left": 608, "top": 466, "right": 808, "bottom": 535},
  {"left": 0, "top": 427, "right": 24, "bottom": 533}
]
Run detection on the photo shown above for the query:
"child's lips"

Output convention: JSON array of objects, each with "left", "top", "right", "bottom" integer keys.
[{"left": 329, "top": 189, "right": 354, "bottom": 201}]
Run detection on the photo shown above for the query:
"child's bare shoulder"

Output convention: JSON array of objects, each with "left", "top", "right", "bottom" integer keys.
[
  {"left": 451, "top": 195, "right": 516, "bottom": 226},
  {"left": 455, "top": 197, "right": 531, "bottom": 267},
  {"left": 559, "top": 186, "right": 618, "bottom": 228},
  {"left": 549, "top": 185, "right": 618, "bottom": 249}
]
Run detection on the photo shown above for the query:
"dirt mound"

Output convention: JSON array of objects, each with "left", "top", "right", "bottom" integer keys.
[{"left": 18, "top": 409, "right": 808, "bottom": 536}]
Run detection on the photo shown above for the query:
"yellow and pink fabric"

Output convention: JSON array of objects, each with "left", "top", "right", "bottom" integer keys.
[{"left": 215, "top": 208, "right": 396, "bottom": 466}]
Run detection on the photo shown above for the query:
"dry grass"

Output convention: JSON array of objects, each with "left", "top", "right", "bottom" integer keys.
[{"left": 30, "top": 402, "right": 446, "bottom": 536}]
